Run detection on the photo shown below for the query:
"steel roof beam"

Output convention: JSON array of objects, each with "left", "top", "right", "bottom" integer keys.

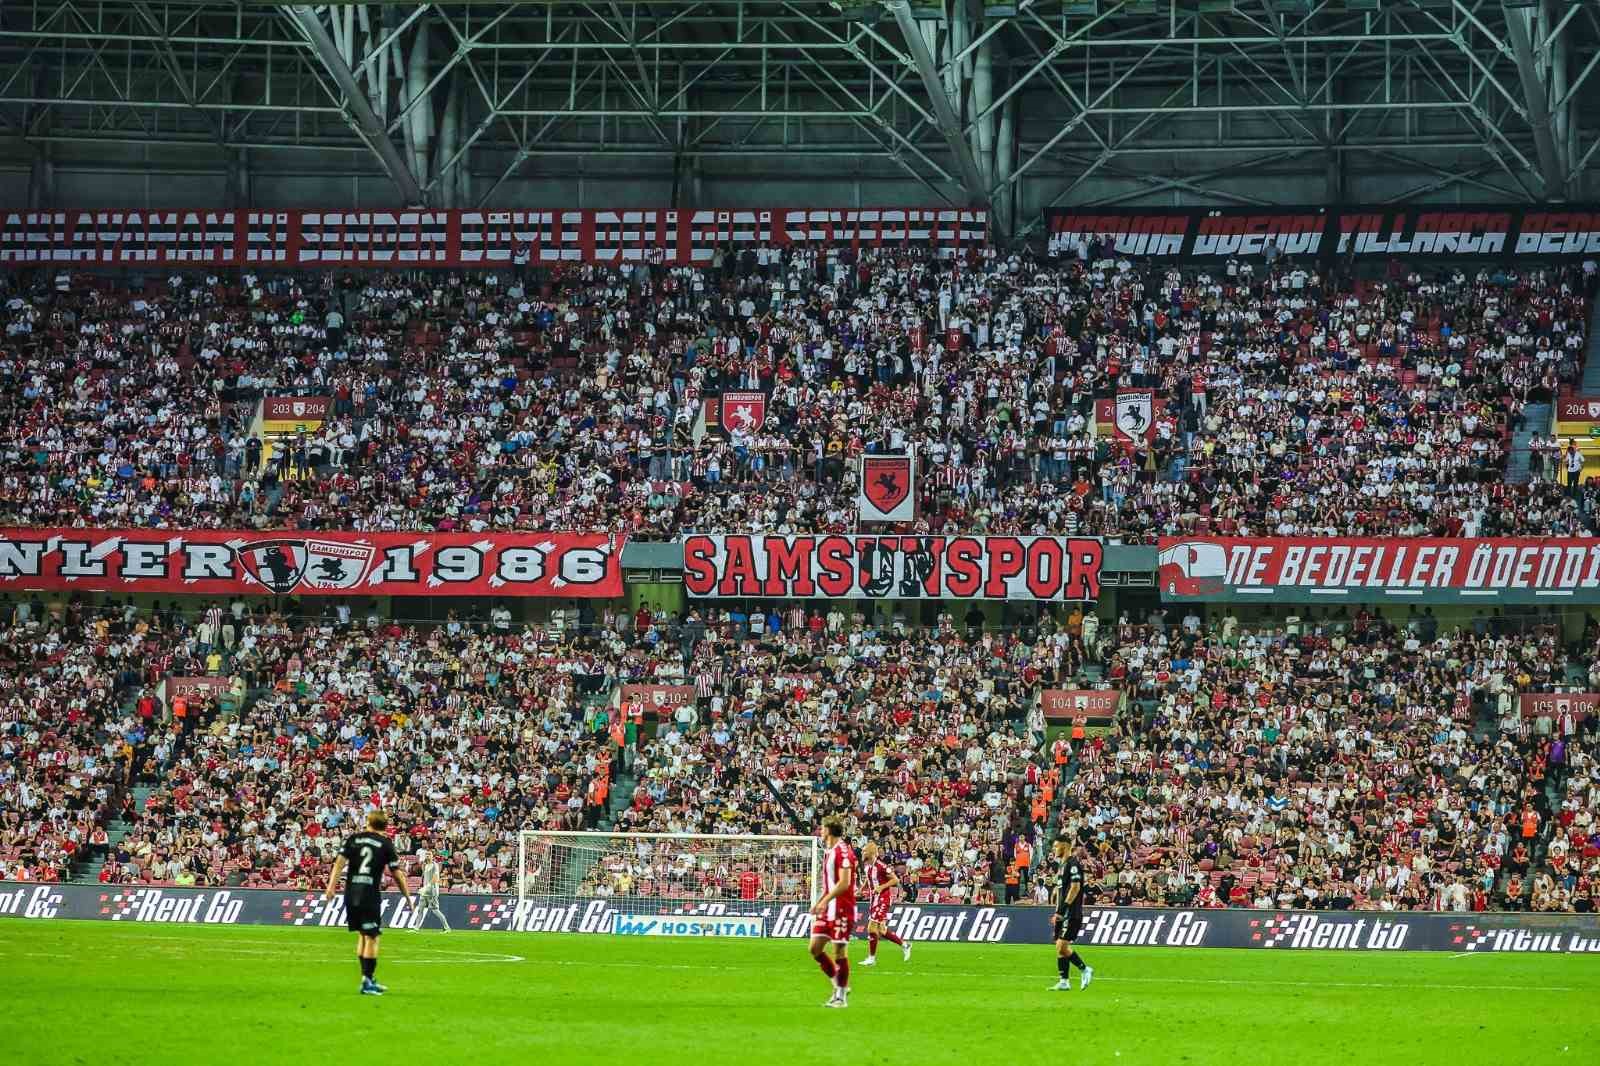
[
  {"left": 885, "top": 0, "right": 987, "bottom": 207},
  {"left": 1501, "top": 1, "right": 1566, "bottom": 200},
  {"left": 284, "top": 4, "right": 425, "bottom": 204}
]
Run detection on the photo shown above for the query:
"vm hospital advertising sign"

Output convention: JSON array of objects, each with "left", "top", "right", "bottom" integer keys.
[{"left": 1158, "top": 537, "right": 1600, "bottom": 604}]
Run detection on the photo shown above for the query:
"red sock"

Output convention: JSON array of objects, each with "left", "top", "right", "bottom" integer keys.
[
  {"left": 868, "top": 934, "right": 879, "bottom": 957},
  {"left": 835, "top": 957, "right": 850, "bottom": 990},
  {"left": 815, "top": 954, "right": 836, "bottom": 979},
  {"left": 881, "top": 930, "right": 905, "bottom": 947}
]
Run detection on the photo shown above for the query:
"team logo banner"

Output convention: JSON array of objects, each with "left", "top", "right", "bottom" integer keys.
[
  {"left": 1159, "top": 536, "right": 1600, "bottom": 604},
  {"left": 1044, "top": 205, "right": 1600, "bottom": 261},
  {"left": 0, "top": 529, "right": 625, "bottom": 598},
  {"left": 859, "top": 455, "right": 915, "bottom": 522},
  {"left": 681, "top": 534, "right": 1102, "bottom": 601},
  {"left": 1113, "top": 389, "right": 1155, "bottom": 444},
  {"left": 718, "top": 392, "right": 767, "bottom": 434}
]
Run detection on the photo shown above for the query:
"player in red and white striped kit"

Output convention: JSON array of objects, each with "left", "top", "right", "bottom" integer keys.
[
  {"left": 859, "top": 842, "right": 910, "bottom": 966},
  {"left": 808, "top": 819, "right": 856, "bottom": 1008}
]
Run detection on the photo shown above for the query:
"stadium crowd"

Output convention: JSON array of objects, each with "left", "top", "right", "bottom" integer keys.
[
  {"left": 1057, "top": 609, "right": 1600, "bottom": 913},
  {"left": 3, "top": 590, "right": 1596, "bottom": 915},
  {"left": 3, "top": 242, "right": 1599, "bottom": 913},
  {"left": 2, "top": 250, "right": 1595, "bottom": 542}
]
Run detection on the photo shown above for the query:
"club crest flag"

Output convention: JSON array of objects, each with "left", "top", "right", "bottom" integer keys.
[
  {"left": 859, "top": 454, "right": 915, "bottom": 522},
  {"left": 1114, "top": 389, "right": 1155, "bottom": 443},
  {"left": 719, "top": 392, "right": 767, "bottom": 434}
]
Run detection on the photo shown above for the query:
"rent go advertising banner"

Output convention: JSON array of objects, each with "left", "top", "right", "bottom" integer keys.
[
  {"left": 0, "top": 529, "right": 625, "bottom": 598},
  {"left": 3, "top": 883, "right": 1597, "bottom": 955},
  {"left": 0, "top": 207, "right": 986, "bottom": 267},
  {"left": 681, "top": 533, "right": 1104, "bottom": 601},
  {"left": 1158, "top": 536, "right": 1600, "bottom": 604}
]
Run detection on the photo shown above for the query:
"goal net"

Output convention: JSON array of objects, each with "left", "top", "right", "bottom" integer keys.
[{"left": 517, "top": 832, "right": 820, "bottom": 928}]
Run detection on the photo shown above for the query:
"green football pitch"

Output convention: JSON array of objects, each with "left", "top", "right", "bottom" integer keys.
[{"left": 1, "top": 919, "right": 1595, "bottom": 1066}]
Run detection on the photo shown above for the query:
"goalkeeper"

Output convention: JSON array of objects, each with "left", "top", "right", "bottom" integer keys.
[{"left": 413, "top": 850, "right": 452, "bottom": 932}]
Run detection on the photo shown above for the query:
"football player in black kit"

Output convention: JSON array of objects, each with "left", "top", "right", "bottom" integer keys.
[
  {"left": 1049, "top": 835, "right": 1093, "bottom": 991},
  {"left": 325, "top": 811, "right": 412, "bottom": 996}
]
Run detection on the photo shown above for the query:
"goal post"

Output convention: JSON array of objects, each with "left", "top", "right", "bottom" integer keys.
[{"left": 517, "top": 831, "right": 820, "bottom": 931}]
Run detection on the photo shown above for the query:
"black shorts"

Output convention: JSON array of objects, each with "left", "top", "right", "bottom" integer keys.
[
  {"left": 1054, "top": 910, "right": 1083, "bottom": 942},
  {"left": 346, "top": 899, "right": 383, "bottom": 935}
]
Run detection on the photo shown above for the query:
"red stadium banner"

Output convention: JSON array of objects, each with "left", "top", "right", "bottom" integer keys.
[
  {"left": 164, "top": 677, "right": 230, "bottom": 700},
  {"left": 1158, "top": 536, "right": 1600, "bottom": 604},
  {"left": 619, "top": 684, "right": 697, "bottom": 717},
  {"left": 262, "top": 396, "right": 332, "bottom": 421},
  {"left": 681, "top": 534, "right": 1102, "bottom": 601},
  {"left": 1519, "top": 693, "right": 1599, "bottom": 720},
  {"left": 0, "top": 529, "right": 624, "bottom": 598},
  {"left": 1555, "top": 396, "right": 1600, "bottom": 423},
  {"left": 0, "top": 207, "right": 987, "bottom": 267},
  {"left": 1039, "top": 689, "right": 1121, "bottom": 722},
  {"left": 1044, "top": 205, "right": 1600, "bottom": 260}
]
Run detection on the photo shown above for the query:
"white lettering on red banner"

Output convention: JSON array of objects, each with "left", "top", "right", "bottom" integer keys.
[
  {"left": 0, "top": 207, "right": 986, "bottom": 268},
  {"left": 262, "top": 396, "right": 331, "bottom": 421},
  {"left": 619, "top": 684, "right": 696, "bottom": 715},
  {"left": 681, "top": 534, "right": 1102, "bottom": 601},
  {"left": 0, "top": 530, "right": 624, "bottom": 598},
  {"left": 1158, "top": 537, "right": 1600, "bottom": 598},
  {"left": 1519, "top": 693, "right": 1599, "bottom": 720},
  {"left": 1040, "top": 690, "right": 1120, "bottom": 721},
  {"left": 1043, "top": 206, "right": 1600, "bottom": 261},
  {"left": 1555, "top": 396, "right": 1600, "bottom": 422}
]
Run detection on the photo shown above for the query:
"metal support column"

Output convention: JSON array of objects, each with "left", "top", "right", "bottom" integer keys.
[
  {"left": 1502, "top": 2, "right": 1566, "bottom": 200},
  {"left": 886, "top": 0, "right": 988, "bottom": 207},
  {"left": 286, "top": 4, "right": 426, "bottom": 205}
]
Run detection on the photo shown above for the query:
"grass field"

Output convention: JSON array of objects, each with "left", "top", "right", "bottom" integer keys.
[{"left": 2, "top": 919, "right": 1596, "bottom": 1065}]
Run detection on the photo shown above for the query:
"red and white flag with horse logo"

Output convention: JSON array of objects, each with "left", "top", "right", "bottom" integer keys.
[{"left": 858, "top": 453, "right": 915, "bottom": 522}]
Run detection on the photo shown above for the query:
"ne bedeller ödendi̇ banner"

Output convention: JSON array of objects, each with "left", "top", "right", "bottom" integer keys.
[
  {"left": 1158, "top": 536, "right": 1600, "bottom": 604},
  {"left": 681, "top": 534, "right": 1103, "bottom": 601},
  {"left": 0, "top": 529, "right": 625, "bottom": 598},
  {"left": 4, "top": 883, "right": 1597, "bottom": 955}
]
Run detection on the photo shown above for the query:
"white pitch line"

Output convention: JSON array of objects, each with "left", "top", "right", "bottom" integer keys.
[
  {"left": 511, "top": 956, "right": 1578, "bottom": 994},
  {"left": 84, "top": 934, "right": 523, "bottom": 964},
  {"left": 18, "top": 935, "right": 1579, "bottom": 993}
]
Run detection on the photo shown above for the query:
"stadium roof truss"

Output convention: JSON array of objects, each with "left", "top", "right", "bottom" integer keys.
[{"left": 1, "top": 1, "right": 1596, "bottom": 233}]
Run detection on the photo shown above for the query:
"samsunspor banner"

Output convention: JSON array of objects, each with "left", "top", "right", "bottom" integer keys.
[
  {"left": 1046, "top": 205, "right": 1600, "bottom": 260},
  {"left": 681, "top": 534, "right": 1103, "bottom": 601},
  {"left": 1159, "top": 536, "right": 1600, "bottom": 604},
  {"left": 4, "top": 884, "right": 1598, "bottom": 954},
  {"left": 0, "top": 207, "right": 985, "bottom": 267},
  {"left": 0, "top": 529, "right": 624, "bottom": 598}
]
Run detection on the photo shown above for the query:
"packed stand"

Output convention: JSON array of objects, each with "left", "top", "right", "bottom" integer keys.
[
  {"left": 6, "top": 591, "right": 1599, "bottom": 914},
  {"left": 3, "top": 252, "right": 1594, "bottom": 541},
  {"left": 607, "top": 603, "right": 1083, "bottom": 903},
  {"left": 0, "top": 595, "right": 147, "bottom": 883},
  {"left": 1054, "top": 606, "right": 1600, "bottom": 913}
]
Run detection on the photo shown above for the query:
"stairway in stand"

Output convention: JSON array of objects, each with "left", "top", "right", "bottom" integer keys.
[{"left": 73, "top": 784, "right": 155, "bottom": 885}]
